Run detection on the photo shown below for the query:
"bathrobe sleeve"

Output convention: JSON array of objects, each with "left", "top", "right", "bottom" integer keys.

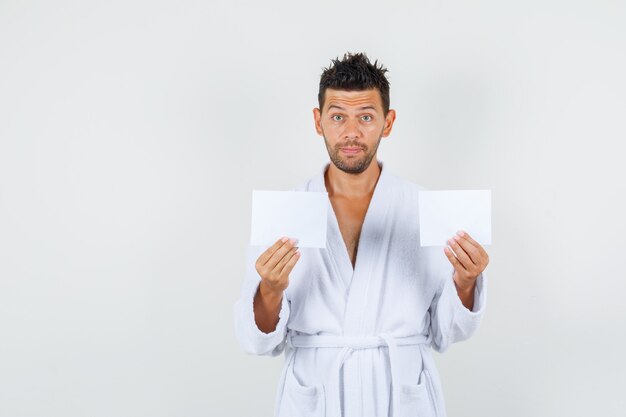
[
  {"left": 428, "top": 271, "right": 488, "bottom": 353},
  {"left": 233, "top": 244, "right": 290, "bottom": 357}
]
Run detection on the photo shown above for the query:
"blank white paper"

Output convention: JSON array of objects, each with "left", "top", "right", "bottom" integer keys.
[
  {"left": 250, "top": 190, "right": 329, "bottom": 248},
  {"left": 418, "top": 190, "right": 492, "bottom": 247}
]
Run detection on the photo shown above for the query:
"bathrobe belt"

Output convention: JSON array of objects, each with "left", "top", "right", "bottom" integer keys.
[{"left": 286, "top": 333, "right": 432, "bottom": 417}]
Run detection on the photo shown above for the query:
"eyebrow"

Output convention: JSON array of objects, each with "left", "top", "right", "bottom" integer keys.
[{"left": 327, "top": 104, "right": 378, "bottom": 112}]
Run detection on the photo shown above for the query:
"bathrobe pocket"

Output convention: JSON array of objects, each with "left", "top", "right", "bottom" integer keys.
[
  {"left": 278, "top": 362, "right": 325, "bottom": 417},
  {"left": 397, "top": 369, "right": 438, "bottom": 417}
]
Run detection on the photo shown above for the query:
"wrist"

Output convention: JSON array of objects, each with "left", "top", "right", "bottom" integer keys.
[
  {"left": 258, "top": 281, "right": 284, "bottom": 303},
  {"left": 453, "top": 278, "right": 476, "bottom": 294}
]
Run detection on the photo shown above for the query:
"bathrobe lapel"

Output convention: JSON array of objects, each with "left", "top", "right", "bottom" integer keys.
[{"left": 311, "top": 160, "right": 394, "bottom": 336}]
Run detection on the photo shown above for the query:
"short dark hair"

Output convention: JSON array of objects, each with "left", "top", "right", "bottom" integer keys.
[{"left": 318, "top": 52, "right": 390, "bottom": 114}]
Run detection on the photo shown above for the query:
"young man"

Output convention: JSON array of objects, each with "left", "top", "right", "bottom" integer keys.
[{"left": 234, "top": 52, "right": 489, "bottom": 417}]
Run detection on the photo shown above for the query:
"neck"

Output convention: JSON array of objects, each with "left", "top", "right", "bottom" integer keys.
[{"left": 324, "top": 159, "right": 381, "bottom": 198}]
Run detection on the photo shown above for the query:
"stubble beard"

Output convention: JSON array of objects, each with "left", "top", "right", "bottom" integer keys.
[{"left": 324, "top": 135, "right": 383, "bottom": 175}]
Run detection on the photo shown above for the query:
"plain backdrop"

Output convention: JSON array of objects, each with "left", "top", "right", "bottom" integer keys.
[{"left": 1, "top": 1, "right": 625, "bottom": 416}]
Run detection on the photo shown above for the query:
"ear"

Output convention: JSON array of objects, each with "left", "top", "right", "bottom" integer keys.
[
  {"left": 382, "top": 109, "right": 396, "bottom": 137},
  {"left": 313, "top": 108, "right": 323, "bottom": 136}
]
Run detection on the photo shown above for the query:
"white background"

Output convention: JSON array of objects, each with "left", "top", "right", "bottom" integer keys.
[{"left": 1, "top": 1, "right": 625, "bottom": 416}]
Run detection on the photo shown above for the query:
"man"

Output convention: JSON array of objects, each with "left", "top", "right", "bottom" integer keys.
[{"left": 234, "top": 52, "right": 489, "bottom": 417}]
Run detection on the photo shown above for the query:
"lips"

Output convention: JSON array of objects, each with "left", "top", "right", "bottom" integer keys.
[{"left": 341, "top": 147, "right": 363, "bottom": 154}]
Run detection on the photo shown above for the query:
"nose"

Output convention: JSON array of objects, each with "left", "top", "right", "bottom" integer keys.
[{"left": 342, "top": 117, "right": 361, "bottom": 140}]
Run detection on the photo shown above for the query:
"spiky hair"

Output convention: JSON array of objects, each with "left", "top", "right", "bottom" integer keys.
[{"left": 318, "top": 52, "right": 390, "bottom": 114}]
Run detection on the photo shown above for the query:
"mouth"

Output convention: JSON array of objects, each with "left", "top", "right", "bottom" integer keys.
[{"left": 341, "top": 147, "right": 363, "bottom": 154}]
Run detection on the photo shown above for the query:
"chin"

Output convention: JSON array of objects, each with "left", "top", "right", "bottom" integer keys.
[{"left": 335, "top": 156, "right": 372, "bottom": 174}]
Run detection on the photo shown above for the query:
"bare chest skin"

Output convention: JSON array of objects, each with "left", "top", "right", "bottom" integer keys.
[{"left": 329, "top": 193, "right": 374, "bottom": 269}]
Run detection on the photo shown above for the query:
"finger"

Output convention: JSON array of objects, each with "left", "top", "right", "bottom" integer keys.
[
  {"left": 457, "top": 231, "right": 490, "bottom": 264},
  {"left": 457, "top": 231, "right": 488, "bottom": 254},
  {"left": 444, "top": 246, "right": 465, "bottom": 272},
  {"left": 279, "top": 248, "right": 301, "bottom": 276},
  {"left": 258, "top": 237, "right": 289, "bottom": 266},
  {"left": 447, "top": 238, "right": 474, "bottom": 270},
  {"left": 452, "top": 234, "right": 481, "bottom": 264},
  {"left": 265, "top": 238, "right": 298, "bottom": 269},
  {"left": 456, "top": 230, "right": 480, "bottom": 248},
  {"left": 274, "top": 246, "right": 298, "bottom": 273}
]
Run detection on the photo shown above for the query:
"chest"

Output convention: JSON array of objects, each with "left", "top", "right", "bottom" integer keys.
[{"left": 329, "top": 193, "right": 373, "bottom": 268}]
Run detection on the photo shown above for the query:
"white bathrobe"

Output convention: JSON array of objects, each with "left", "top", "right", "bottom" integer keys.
[{"left": 234, "top": 160, "right": 487, "bottom": 417}]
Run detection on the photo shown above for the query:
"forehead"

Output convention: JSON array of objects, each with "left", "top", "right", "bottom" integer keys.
[{"left": 323, "top": 88, "right": 383, "bottom": 111}]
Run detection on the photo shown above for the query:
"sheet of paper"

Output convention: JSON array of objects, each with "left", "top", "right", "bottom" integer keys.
[
  {"left": 250, "top": 190, "right": 329, "bottom": 248},
  {"left": 418, "top": 190, "right": 492, "bottom": 247}
]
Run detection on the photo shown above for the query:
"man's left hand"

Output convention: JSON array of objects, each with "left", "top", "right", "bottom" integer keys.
[{"left": 443, "top": 231, "right": 490, "bottom": 292}]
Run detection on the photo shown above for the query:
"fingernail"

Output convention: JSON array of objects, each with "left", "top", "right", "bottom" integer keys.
[
  {"left": 453, "top": 235, "right": 461, "bottom": 241},
  {"left": 289, "top": 238, "right": 298, "bottom": 246},
  {"left": 281, "top": 237, "right": 289, "bottom": 242},
  {"left": 457, "top": 230, "right": 465, "bottom": 237}
]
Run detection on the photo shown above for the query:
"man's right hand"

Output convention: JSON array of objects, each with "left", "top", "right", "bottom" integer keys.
[
  {"left": 255, "top": 236, "right": 301, "bottom": 296},
  {"left": 253, "top": 237, "right": 300, "bottom": 334}
]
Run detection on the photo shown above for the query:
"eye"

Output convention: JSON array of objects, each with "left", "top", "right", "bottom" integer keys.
[
  {"left": 361, "top": 115, "right": 373, "bottom": 122},
  {"left": 332, "top": 115, "right": 343, "bottom": 121}
]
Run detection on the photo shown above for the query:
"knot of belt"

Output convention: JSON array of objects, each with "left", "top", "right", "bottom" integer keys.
[{"left": 286, "top": 333, "right": 432, "bottom": 417}]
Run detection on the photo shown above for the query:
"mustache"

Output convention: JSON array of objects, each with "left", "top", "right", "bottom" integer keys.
[{"left": 336, "top": 142, "right": 367, "bottom": 150}]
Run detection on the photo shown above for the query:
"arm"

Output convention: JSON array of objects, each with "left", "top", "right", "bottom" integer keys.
[
  {"left": 253, "top": 281, "right": 284, "bottom": 333},
  {"left": 429, "top": 271, "right": 487, "bottom": 353},
  {"left": 429, "top": 231, "right": 489, "bottom": 352},
  {"left": 455, "top": 280, "right": 476, "bottom": 311},
  {"left": 233, "top": 238, "right": 300, "bottom": 356}
]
